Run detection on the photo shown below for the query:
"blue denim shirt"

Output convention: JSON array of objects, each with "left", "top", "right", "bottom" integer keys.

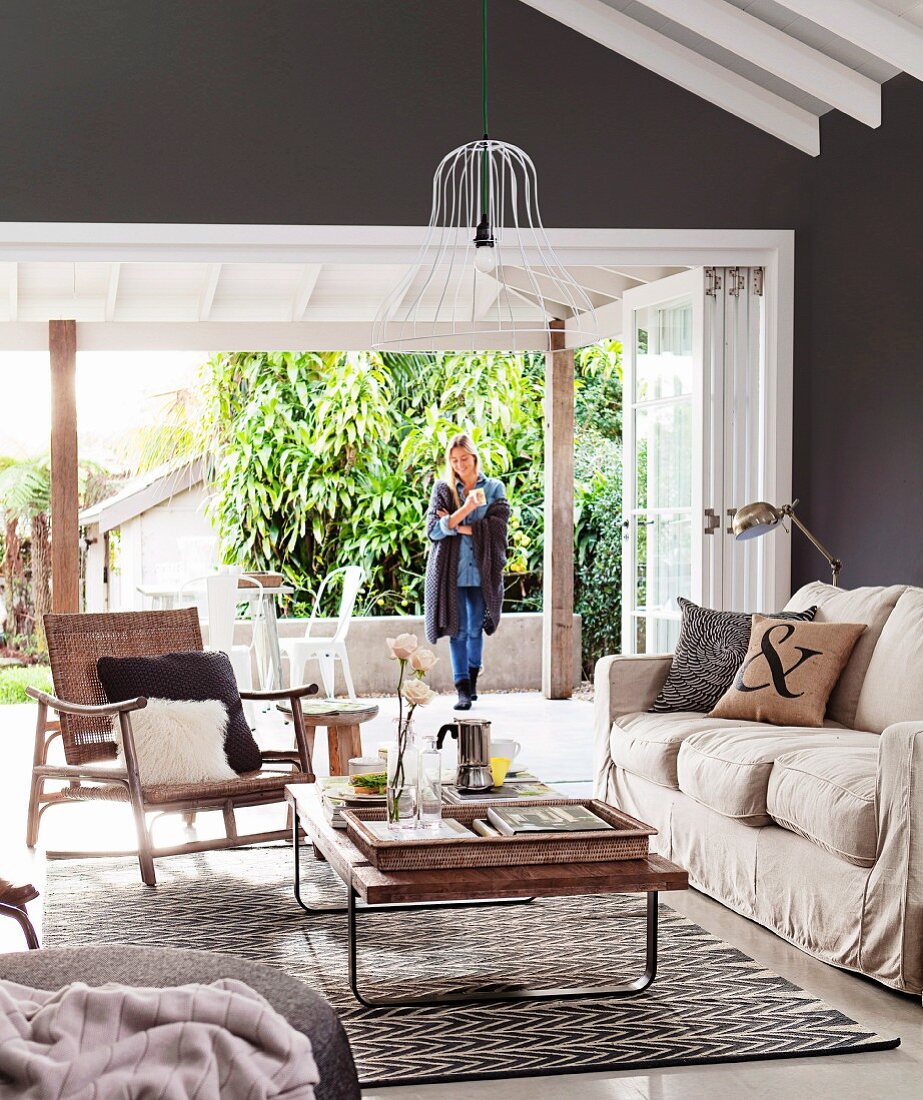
[{"left": 430, "top": 473, "right": 507, "bottom": 586}]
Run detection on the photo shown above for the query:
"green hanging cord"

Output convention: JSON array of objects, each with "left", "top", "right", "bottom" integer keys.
[
  {"left": 482, "top": 0, "right": 489, "bottom": 139},
  {"left": 481, "top": 0, "right": 489, "bottom": 222}
]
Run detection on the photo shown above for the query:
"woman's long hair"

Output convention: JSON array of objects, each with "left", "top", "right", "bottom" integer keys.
[{"left": 443, "top": 432, "right": 481, "bottom": 509}]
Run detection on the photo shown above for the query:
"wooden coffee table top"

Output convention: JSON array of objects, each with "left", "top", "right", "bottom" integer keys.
[{"left": 286, "top": 784, "right": 688, "bottom": 906}]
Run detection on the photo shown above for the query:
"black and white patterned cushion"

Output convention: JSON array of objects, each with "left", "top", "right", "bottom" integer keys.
[
  {"left": 97, "top": 650, "right": 262, "bottom": 774},
  {"left": 650, "top": 598, "right": 817, "bottom": 714}
]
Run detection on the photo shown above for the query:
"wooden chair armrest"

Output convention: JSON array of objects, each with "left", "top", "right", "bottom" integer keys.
[
  {"left": 33, "top": 762, "right": 129, "bottom": 782},
  {"left": 240, "top": 683, "right": 319, "bottom": 703},
  {"left": 26, "top": 688, "right": 148, "bottom": 717}
]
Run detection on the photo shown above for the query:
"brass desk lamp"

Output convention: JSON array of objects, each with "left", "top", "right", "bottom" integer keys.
[{"left": 732, "top": 499, "right": 842, "bottom": 587}]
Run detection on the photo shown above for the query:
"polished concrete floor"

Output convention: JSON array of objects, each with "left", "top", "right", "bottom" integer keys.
[{"left": 1, "top": 694, "right": 920, "bottom": 1099}]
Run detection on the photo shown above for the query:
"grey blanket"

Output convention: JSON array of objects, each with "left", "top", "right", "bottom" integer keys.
[
  {"left": 424, "top": 481, "right": 509, "bottom": 645},
  {"left": 0, "top": 977, "right": 320, "bottom": 1098}
]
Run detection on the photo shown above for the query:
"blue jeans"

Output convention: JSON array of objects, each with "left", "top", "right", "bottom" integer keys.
[{"left": 449, "top": 586, "right": 486, "bottom": 682}]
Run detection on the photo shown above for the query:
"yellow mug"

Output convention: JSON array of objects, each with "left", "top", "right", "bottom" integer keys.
[{"left": 490, "top": 756, "right": 512, "bottom": 787}]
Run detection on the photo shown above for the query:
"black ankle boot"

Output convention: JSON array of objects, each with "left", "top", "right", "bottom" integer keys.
[
  {"left": 468, "top": 667, "right": 480, "bottom": 701},
  {"left": 453, "top": 678, "right": 472, "bottom": 711}
]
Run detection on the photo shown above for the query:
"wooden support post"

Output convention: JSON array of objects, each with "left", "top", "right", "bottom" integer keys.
[
  {"left": 49, "top": 320, "right": 79, "bottom": 613},
  {"left": 542, "top": 320, "right": 575, "bottom": 699}
]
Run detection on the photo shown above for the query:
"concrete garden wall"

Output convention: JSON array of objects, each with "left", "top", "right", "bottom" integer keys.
[{"left": 230, "top": 612, "right": 582, "bottom": 695}]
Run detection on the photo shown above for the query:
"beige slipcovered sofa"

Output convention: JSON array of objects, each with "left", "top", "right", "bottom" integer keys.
[{"left": 595, "top": 582, "right": 923, "bottom": 996}]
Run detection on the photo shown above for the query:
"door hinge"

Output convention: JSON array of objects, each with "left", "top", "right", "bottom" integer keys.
[
  {"left": 727, "top": 267, "right": 747, "bottom": 297},
  {"left": 704, "top": 508, "right": 720, "bottom": 535},
  {"left": 705, "top": 268, "right": 722, "bottom": 297},
  {"left": 753, "top": 267, "right": 764, "bottom": 296},
  {"left": 726, "top": 507, "right": 737, "bottom": 535}
]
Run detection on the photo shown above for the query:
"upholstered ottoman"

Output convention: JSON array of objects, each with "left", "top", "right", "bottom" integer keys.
[{"left": 0, "top": 944, "right": 360, "bottom": 1100}]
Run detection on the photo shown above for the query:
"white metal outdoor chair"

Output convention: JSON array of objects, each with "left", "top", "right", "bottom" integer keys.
[
  {"left": 280, "top": 566, "right": 364, "bottom": 700},
  {"left": 179, "top": 570, "right": 264, "bottom": 723}
]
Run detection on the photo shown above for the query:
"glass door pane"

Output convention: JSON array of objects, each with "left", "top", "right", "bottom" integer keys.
[{"left": 622, "top": 270, "right": 705, "bottom": 655}]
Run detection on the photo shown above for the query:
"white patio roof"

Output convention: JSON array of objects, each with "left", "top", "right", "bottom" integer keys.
[{"left": 0, "top": 224, "right": 706, "bottom": 353}]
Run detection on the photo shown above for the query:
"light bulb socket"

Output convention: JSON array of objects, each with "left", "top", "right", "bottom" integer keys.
[{"left": 474, "top": 215, "right": 495, "bottom": 249}]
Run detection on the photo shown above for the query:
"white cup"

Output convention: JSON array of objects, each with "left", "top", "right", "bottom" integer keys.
[{"left": 490, "top": 738, "right": 521, "bottom": 764}]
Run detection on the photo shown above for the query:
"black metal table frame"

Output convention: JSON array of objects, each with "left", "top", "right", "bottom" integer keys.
[{"left": 292, "top": 810, "right": 659, "bottom": 1008}]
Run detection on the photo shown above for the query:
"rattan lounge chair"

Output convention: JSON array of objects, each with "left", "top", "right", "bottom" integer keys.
[{"left": 25, "top": 609, "right": 317, "bottom": 886}]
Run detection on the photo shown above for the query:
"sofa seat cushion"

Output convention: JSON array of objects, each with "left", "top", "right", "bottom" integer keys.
[
  {"left": 610, "top": 711, "right": 767, "bottom": 790},
  {"left": 767, "top": 747, "right": 878, "bottom": 866},
  {"left": 677, "top": 727, "right": 880, "bottom": 825}
]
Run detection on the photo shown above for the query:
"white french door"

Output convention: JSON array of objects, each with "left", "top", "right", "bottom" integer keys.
[
  {"left": 621, "top": 267, "right": 767, "bottom": 655},
  {"left": 622, "top": 269, "right": 705, "bottom": 655}
]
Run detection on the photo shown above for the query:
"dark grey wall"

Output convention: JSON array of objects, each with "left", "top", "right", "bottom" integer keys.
[{"left": 1, "top": 1, "right": 920, "bottom": 585}]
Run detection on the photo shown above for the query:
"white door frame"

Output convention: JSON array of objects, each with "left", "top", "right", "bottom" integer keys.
[{"left": 0, "top": 223, "right": 794, "bottom": 604}]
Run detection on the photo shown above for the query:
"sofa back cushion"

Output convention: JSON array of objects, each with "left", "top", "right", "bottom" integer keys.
[
  {"left": 854, "top": 588, "right": 923, "bottom": 733},
  {"left": 784, "top": 582, "right": 905, "bottom": 729}
]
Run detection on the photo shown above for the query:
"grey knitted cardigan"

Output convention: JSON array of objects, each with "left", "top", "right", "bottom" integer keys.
[{"left": 424, "top": 480, "right": 510, "bottom": 645}]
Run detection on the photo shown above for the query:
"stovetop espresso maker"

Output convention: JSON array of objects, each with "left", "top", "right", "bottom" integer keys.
[{"left": 436, "top": 718, "right": 493, "bottom": 792}]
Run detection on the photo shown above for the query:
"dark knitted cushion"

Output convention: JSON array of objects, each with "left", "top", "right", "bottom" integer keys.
[
  {"left": 97, "top": 650, "right": 261, "bottom": 774},
  {"left": 650, "top": 598, "right": 818, "bottom": 714}
]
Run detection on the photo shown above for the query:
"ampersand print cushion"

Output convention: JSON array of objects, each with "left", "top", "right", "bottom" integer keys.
[{"left": 709, "top": 615, "right": 866, "bottom": 727}]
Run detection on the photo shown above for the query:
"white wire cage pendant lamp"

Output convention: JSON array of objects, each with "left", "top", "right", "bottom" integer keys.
[{"left": 372, "top": 0, "right": 598, "bottom": 353}]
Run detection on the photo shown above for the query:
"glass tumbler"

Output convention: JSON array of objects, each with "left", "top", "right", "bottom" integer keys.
[{"left": 417, "top": 746, "right": 443, "bottom": 829}]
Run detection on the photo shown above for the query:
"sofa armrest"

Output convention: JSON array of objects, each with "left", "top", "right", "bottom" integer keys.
[
  {"left": 593, "top": 654, "right": 673, "bottom": 798},
  {"left": 865, "top": 721, "right": 923, "bottom": 992}
]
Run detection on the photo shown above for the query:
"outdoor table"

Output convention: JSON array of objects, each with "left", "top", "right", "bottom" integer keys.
[{"left": 136, "top": 582, "right": 294, "bottom": 690}]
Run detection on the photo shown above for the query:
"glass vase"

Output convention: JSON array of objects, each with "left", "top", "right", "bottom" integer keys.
[{"left": 386, "top": 723, "right": 418, "bottom": 829}]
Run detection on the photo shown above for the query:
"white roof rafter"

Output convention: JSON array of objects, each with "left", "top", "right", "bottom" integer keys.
[
  {"left": 629, "top": 0, "right": 882, "bottom": 126},
  {"left": 771, "top": 0, "right": 923, "bottom": 82},
  {"left": 519, "top": 0, "right": 821, "bottom": 154}
]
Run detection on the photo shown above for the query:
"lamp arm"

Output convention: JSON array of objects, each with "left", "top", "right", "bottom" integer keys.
[{"left": 785, "top": 509, "right": 843, "bottom": 586}]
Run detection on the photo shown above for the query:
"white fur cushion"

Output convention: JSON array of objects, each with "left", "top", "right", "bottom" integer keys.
[{"left": 113, "top": 698, "right": 236, "bottom": 786}]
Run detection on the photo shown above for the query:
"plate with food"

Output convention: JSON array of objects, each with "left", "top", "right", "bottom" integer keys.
[{"left": 345, "top": 772, "right": 388, "bottom": 800}]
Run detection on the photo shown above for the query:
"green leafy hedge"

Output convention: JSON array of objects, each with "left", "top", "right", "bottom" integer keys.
[{"left": 0, "top": 664, "right": 52, "bottom": 705}]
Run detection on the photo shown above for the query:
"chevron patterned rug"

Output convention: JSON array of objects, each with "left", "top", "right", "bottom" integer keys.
[{"left": 43, "top": 844, "right": 898, "bottom": 1088}]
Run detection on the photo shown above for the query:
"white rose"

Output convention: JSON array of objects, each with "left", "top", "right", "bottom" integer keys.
[
  {"left": 402, "top": 679, "right": 437, "bottom": 707},
  {"left": 410, "top": 648, "right": 438, "bottom": 672},
  {"left": 386, "top": 633, "right": 419, "bottom": 660}
]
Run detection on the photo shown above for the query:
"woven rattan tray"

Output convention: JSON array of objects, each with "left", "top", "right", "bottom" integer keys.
[{"left": 341, "top": 798, "right": 655, "bottom": 871}]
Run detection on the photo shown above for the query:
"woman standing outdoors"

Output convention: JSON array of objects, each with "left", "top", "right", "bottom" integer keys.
[{"left": 424, "top": 433, "right": 510, "bottom": 710}]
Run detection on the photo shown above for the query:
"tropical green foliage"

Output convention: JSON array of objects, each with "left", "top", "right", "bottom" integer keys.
[
  {"left": 0, "top": 664, "right": 52, "bottom": 705},
  {"left": 0, "top": 456, "right": 116, "bottom": 652}
]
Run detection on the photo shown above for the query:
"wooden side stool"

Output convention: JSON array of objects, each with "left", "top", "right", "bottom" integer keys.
[{"left": 278, "top": 702, "right": 379, "bottom": 775}]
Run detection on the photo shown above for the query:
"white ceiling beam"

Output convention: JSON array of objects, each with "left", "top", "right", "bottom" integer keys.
[
  {"left": 565, "top": 267, "right": 642, "bottom": 298},
  {"left": 10, "top": 321, "right": 551, "bottom": 353},
  {"left": 518, "top": 0, "right": 820, "bottom": 154},
  {"left": 198, "top": 263, "right": 222, "bottom": 321},
  {"left": 291, "top": 263, "right": 322, "bottom": 321},
  {"left": 1, "top": 263, "right": 18, "bottom": 321},
  {"left": 771, "top": 0, "right": 923, "bottom": 82},
  {"left": 629, "top": 0, "right": 881, "bottom": 126},
  {"left": 104, "top": 262, "right": 120, "bottom": 321},
  {"left": 602, "top": 265, "right": 686, "bottom": 282}
]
